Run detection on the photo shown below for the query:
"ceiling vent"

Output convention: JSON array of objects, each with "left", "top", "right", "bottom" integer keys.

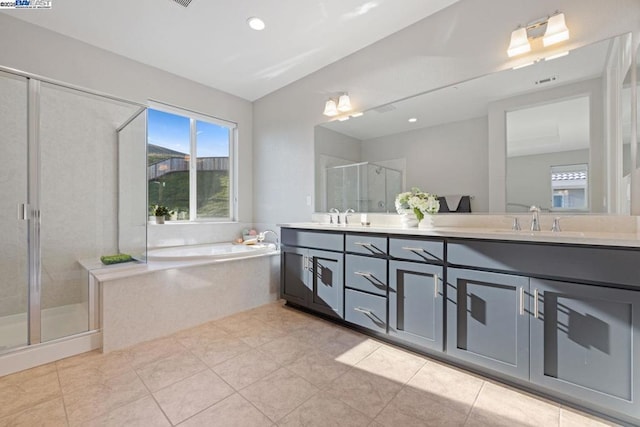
[
  {"left": 535, "top": 76, "right": 558, "bottom": 85},
  {"left": 172, "top": 0, "right": 193, "bottom": 7}
]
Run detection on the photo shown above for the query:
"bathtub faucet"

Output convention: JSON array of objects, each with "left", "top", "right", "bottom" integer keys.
[{"left": 257, "top": 230, "right": 279, "bottom": 250}]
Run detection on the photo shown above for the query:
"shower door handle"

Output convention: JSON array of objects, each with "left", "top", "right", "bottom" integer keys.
[{"left": 19, "top": 203, "right": 29, "bottom": 220}]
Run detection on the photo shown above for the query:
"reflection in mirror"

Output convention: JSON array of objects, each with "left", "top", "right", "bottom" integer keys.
[
  {"left": 326, "top": 162, "right": 402, "bottom": 212},
  {"left": 622, "top": 53, "right": 633, "bottom": 213},
  {"left": 506, "top": 97, "right": 590, "bottom": 212},
  {"left": 636, "top": 43, "right": 640, "bottom": 173},
  {"left": 315, "top": 33, "right": 634, "bottom": 214}
]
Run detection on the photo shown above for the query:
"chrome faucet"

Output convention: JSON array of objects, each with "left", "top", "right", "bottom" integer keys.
[
  {"left": 529, "top": 206, "right": 541, "bottom": 231},
  {"left": 329, "top": 208, "right": 340, "bottom": 225},
  {"left": 257, "top": 230, "right": 279, "bottom": 250},
  {"left": 343, "top": 208, "right": 355, "bottom": 225}
]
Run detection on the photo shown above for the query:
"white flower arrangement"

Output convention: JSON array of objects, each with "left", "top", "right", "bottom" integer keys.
[{"left": 395, "top": 187, "right": 440, "bottom": 222}]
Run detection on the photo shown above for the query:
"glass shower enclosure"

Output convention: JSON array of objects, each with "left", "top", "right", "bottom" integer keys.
[
  {"left": 326, "top": 162, "right": 402, "bottom": 212},
  {"left": 0, "top": 68, "right": 145, "bottom": 357}
]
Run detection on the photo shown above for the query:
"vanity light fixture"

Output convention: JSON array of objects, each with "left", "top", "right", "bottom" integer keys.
[
  {"left": 507, "top": 11, "right": 569, "bottom": 58},
  {"left": 247, "top": 17, "right": 266, "bottom": 31},
  {"left": 507, "top": 27, "right": 531, "bottom": 58},
  {"left": 323, "top": 99, "right": 339, "bottom": 117},
  {"left": 323, "top": 93, "right": 353, "bottom": 116},
  {"left": 543, "top": 13, "right": 569, "bottom": 47},
  {"left": 337, "top": 93, "right": 352, "bottom": 112}
]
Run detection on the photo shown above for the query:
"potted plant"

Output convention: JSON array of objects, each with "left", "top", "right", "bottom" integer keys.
[
  {"left": 151, "top": 205, "right": 172, "bottom": 224},
  {"left": 395, "top": 187, "right": 440, "bottom": 228}
]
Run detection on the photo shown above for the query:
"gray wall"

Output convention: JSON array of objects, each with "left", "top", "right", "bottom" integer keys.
[
  {"left": 507, "top": 149, "right": 590, "bottom": 212},
  {"left": 361, "top": 116, "right": 490, "bottom": 212}
]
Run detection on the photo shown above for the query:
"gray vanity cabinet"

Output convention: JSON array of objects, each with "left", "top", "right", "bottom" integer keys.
[
  {"left": 281, "top": 229, "right": 344, "bottom": 318},
  {"left": 281, "top": 247, "right": 344, "bottom": 318},
  {"left": 446, "top": 268, "right": 530, "bottom": 380},
  {"left": 281, "top": 246, "right": 310, "bottom": 306},
  {"left": 389, "top": 260, "right": 443, "bottom": 351},
  {"left": 530, "top": 279, "right": 640, "bottom": 419},
  {"left": 344, "top": 238, "right": 389, "bottom": 333},
  {"left": 308, "top": 249, "right": 344, "bottom": 318},
  {"left": 345, "top": 288, "right": 388, "bottom": 334}
]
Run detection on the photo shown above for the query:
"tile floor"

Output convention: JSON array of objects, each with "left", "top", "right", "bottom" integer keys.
[{"left": 0, "top": 301, "right": 621, "bottom": 426}]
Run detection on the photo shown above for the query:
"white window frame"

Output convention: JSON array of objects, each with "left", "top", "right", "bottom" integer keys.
[
  {"left": 550, "top": 163, "right": 589, "bottom": 212},
  {"left": 148, "top": 101, "right": 238, "bottom": 222}
]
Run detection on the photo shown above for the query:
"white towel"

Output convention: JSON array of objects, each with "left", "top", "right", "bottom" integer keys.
[{"left": 444, "top": 195, "right": 464, "bottom": 211}]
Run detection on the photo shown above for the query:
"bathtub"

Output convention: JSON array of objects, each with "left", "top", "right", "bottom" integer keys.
[
  {"left": 146, "top": 242, "right": 275, "bottom": 261},
  {"left": 97, "top": 241, "right": 280, "bottom": 352}
]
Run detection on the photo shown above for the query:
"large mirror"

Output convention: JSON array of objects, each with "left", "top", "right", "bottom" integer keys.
[{"left": 315, "top": 33, "right": 634, "bottom": 214}]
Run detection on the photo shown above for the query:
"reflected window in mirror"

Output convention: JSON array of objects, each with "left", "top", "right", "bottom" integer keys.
[{"left": 550, "top": 164, "right": 588, "bottom": 211}]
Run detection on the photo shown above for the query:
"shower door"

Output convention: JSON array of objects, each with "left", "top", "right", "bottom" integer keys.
[
  {"left": 117, "top": 108, "right": 148, "bottom": 260},
  {"left": 38, "top": 82, "right": 141, "bottom": 342},
  {"left": 0, "top": 71, "right": 29, "bottom": 352},
  {"left": 0, "top": 69, "right": 143, "bottom": 356}
]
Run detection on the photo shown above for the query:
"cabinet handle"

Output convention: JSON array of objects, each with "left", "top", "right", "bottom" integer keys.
[
  {"left": 434, "top": 274, "right": 439, "bottom": 298},
  {"left": 519, "top": 287, "right": 524, "bottom": 316},
  {"left": 354, "top": 271, "right": 372, "bottom": 278},
  {"left": 307, "top": 256, "right": 314, "bottom": 271},
  {"left": 354, "top": 242, "right": 373, "bottom": 247},
  {"left": 402, "top": 246, "right": 425, "bottom": 252},
  {"left": 354, "top": 307, "right": 373, "bottom": 316},
  {"left": 19, "top": 203, "right": 29, "bottom": 221},
  {"left": 534, "top": 288, "right": 539, "bottom": 318}
]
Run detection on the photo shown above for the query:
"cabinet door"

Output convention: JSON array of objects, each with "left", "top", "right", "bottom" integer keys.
[
  {"left": 280, "top": 246, "right": 310, "bottom": 306},
  {"left": 308, "top": 249, "right": 344, "bottom": 318},
  {"left": 530, "top": 279, "right": 640, "bottom": 419},
  {"left": 447, "top": 268, "right": 530, "bottom": 380},
  {"left": 389, "top": 261, "right": 443, "bottom": 351}
]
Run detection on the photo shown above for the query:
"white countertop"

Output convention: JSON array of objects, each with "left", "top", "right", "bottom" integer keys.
[
  {"left": 80, "top": 250, "right": 280, "bottom": 282},
  {"left": 278, "top": 222, "right": 640, "bottom": 248}
]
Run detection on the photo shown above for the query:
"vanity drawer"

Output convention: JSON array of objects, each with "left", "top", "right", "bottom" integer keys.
[
  {"left": 345, "top": 234, "right": 387, "bottom": 256},
  {"left": 281, "top": 228, "right": 343, "bottom": 252},
  {"left": 447, "top": 240, "right": 640, "bottom": 287},
  {"left": 345, "top": 254, "right": 387, "bottom": 296},
  {"left": 345, "top": 289, "right": 387, "bottom": 334},
  {"left": 389, "top": 237, "right": 444, "bottom": 264}
]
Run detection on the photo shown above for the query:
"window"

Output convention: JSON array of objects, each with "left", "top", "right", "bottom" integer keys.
[
  {"left": 147, "top": 106, "right": 236, "bottom": 221},
  {"left": 550, "top": 164, "right": 588, "bottom": 211}
]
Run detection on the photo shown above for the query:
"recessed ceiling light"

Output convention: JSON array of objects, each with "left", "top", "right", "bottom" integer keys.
[
  {"left": 408, "top": 118, "right": 418, "bottom": 123},
  {"left": 247, "top": 17, "right": 265, "bottom": 31}
]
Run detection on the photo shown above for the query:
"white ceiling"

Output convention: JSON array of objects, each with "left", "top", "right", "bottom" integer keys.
[
  {"left": 506, "top": 96, "right": 590, "bottom": 157},
  {"left": 1, "top": 0, "right": 461, "bottom": 101}
]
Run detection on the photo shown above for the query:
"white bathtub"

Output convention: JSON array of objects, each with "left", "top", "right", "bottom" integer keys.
[{"left": 146, "top": 242, "right": 275, "bottom": 261}]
